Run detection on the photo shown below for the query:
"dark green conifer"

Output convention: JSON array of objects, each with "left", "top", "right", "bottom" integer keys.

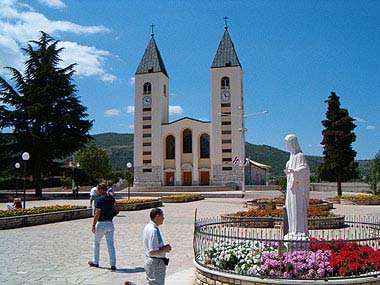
[
  {"left": 0, "top": 32, "right": 92, "bottom": 196},
  {"left": 318, "top": 92, "right": 358, "bottom": 196}
]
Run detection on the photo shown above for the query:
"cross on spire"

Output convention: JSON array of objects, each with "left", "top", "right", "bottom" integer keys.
[
  {"left": 224, "top": 16, "right": 228, "bottom": 30},
  {"left": 150, "top": 23, "right": 155, "bottom": 37}
]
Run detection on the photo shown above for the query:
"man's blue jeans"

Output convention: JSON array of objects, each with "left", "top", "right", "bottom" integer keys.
[{"left": 93, "top": 221, "right": 116, "bottom": 266}]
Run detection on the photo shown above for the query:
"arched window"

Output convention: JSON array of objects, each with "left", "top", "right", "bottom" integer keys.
[
  {"left": 143, "top": 82, "right": 152, "bottom": 94},
  {"left": 163, "top": 84, "right": 167, "bottom": 97},
  {"left": 200, "top": 134, "right": 210, "bottom": 158},
  {"left": 166, "top": 135, "right": 175, "bottom": 160},
  {"left": 221, "top": 77, "right": 230, "bottom": 90},
  {"left": 183, "top": 129, "right": 192, "bottom": 153}
]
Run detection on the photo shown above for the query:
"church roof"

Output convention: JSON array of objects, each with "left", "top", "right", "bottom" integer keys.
[
  {"left": 211, "top": 29, "right": 241, "bottom": 68},
  {"left": 136, "top": 36, "right": 168, "bottom": 77}
]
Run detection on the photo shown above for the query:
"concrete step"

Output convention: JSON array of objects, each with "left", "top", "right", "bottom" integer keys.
[{"left": 118, "top": 191, "right": 243, "bottom": 199}]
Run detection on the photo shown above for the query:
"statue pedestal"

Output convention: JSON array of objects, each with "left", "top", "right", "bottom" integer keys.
[{"left": 284, "top": 232, "right": 310, "bottom": 251}]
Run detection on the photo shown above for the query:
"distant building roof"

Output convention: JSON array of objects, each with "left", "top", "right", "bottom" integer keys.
[
  {"left": 211, "top": 29, "right": 241, "bottom": 68},
  {"left": 136, "top": 36, "right": 168, "bottom": 77},
  {"left": 247, "top": 159, "right": 271, "bottom": 170}
]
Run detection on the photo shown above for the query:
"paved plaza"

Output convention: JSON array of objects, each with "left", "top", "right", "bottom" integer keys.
[{"left": 1, "top": 190, "right": 380, "bottom": 285}]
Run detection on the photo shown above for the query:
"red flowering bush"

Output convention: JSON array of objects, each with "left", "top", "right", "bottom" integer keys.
[
  {"left": 234, "top": 208, "right": 332, "bottom": 218},
  {"left": 249, "top": 197, "right": 323, "bottom": 205},
  {"left": 311, "top": 239, "right": 380, "bottom": 276}
]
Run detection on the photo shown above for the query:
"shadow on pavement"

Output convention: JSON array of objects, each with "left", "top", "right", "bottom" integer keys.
[{"left": 115, "top": 267, "right": 145, "bottom": 274}]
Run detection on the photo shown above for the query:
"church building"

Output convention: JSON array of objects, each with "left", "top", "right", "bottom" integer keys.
[{"left": 133, "top": 24, "right": 268, "bottom": 188}]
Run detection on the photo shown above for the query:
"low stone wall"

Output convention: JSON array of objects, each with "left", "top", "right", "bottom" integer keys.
[
  {"left": 161, "top": 195, "right": 204, "bottom": 203},
  {"left": 116, "top": 200, "right": 163, "bottom": 211},
  {"left": 194, "top": 262, "right": 380, "bottom": 285},
  {"left": 0, "top": 208, "right": 92, "bottom": 230},
  {"left": 244, "top": 202, "right": 333, "bottom": 211},
  {"left": 310, "top": 182, "right": 371, "bottom": 193}
]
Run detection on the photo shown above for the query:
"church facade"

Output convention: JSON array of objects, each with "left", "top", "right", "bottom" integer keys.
[{"left": 133, "top": 26, "right": 258, "bottom": 188}]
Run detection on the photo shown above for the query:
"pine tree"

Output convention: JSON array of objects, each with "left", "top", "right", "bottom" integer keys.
[
  {"left": 0, "top": 32, "right": 92, "bottom": 196},
  {"left": 318, "top": 92, "right": 358, "bottom": 196}
]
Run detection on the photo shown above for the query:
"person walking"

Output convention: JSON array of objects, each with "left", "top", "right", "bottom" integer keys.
[
  {"left": 89, "top": 185, "right": 98, "bottom": 216},
  {"left": 142, "top": 208, "right": 172, "bottom": 285},
  {"left": 107, "top": 181, "right": 115, "bottom": 196},
  {"left": 88, "top": 183, "right": 117, "bottom": 270}
]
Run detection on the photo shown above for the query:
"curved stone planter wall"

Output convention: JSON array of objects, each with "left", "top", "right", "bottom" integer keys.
[
  {"left": 244, "top": 201, "right": 333, "bottom": 211},
  {"left": 221, "top": 214, "right": 345, "bottom": 229},
  {"left": 116, "top": 200, "right": 163, "bottom": 211},
  {"left": 161, "top": 195, "right": 204, "bottom": 203},
  {"left": 194, "top": 261, "right": 380, "bottom": 285},
  {"left": 0, "top": 208, "right": 91, "bottom": 230}
]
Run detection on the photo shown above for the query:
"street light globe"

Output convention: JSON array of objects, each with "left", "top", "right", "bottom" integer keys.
[
  {"left": 126, "top": 162, "right": 132, "bottom": 169},
  {"left": 22, "top": 152, "right": 30, "bottom": 161},
  {"left": 15, "top": 162, "right": 21, "bottom": 169}
]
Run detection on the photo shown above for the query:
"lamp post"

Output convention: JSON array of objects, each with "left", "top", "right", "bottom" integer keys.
[
  {"left": 15, "top": 162, "right": 20, "bottom": 196},
  {"left": 21, "top": 152, "right": 30, "bottom": 208},
  {"left": 126, "top": 162, "right": 132, "bottom": 200},
  {"left": 69, "top": 156, "right": 80, "bottom": 197},
  {"left": 219, "top": 110, "right": 268, "bottom": 197}
]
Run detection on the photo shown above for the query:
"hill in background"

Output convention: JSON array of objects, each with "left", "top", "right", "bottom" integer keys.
[{"left": 93, "top": 133, "right": 370, "bottom": 177}]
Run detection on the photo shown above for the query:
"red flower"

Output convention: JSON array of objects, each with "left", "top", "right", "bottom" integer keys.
[{"left": 339, "top": 267, "right": 347, "bottom": 276}]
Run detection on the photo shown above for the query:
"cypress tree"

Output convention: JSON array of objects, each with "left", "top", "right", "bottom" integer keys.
[{"left": 318, "top": 92, "right": 358, "bottom": 196}]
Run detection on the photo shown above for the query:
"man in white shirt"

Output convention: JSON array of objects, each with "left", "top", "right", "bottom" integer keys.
[
  {"left": 142, "top": 208, "right": 172, "bottom": 285},
  {"left": 89, "top": 185, "right": 98, "bottom": 216}
]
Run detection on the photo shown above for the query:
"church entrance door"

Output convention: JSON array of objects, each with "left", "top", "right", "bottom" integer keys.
[
  {"left": 165, "top": 172, "right": 174, "bottom": 186},
  {"left": 200, "top": 171, "right": 209, "bottom": 186},
  {"left": 183, "top": 172, "right": 192, "bottom": 186}
]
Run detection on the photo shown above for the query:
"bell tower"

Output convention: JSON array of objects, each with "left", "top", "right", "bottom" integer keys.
[
  {"left": 211, "top": 20, "right": 245, "bottom": 188},
  {"left": 134, "top": 27, "right": 169, "bottom": 187}
]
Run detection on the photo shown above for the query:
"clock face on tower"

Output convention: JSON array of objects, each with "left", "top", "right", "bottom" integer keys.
[
  {"left": 143, "top": 96, "right": 152, "bottom": 106},
  {"left": 221, "top": 91, "right": 231, "bottom": 101}
]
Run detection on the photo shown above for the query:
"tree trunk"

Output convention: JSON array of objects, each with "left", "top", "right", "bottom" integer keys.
[
  {"left": 337, "top": 180, "right": 342, "bottom": 196},
  {"left": 33, "top": 159, "right": 43, "bottom": 197}
]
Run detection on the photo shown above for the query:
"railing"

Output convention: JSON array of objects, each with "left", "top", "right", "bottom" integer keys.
[{"left": 193, "top": 214, "right": 380, "bottom": 280}]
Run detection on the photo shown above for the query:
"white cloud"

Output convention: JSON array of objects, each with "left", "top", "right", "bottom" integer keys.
[
  {"left": 104, "top": 108, "right": 121, "bottom": 117},
  {"left": 0, "top": 0, "right": 114, "bottom": 82},
  {"left": 169, "top": 105, "right": 183, "bottom": 115},
  {"left": 129, "top": 76, "right": 135, "bottom": 86},
  {"left": 366, "top": 125, "right": 376, "bottom": 130},
  {"left": 128, "top": 125, "right": 134, "bottom": 129},
  {"left": 101, "top": 73, "right": 117, "bottom": 82},
  {"left": 354, "top": 117, "right": 367, "bottom": 123},
  {"left": 58, "top": 41, "right": 116, "bottom": 81},
  {"left": 38, "top": 0, "right": 66, "bottom": 9},
  {"left": 126, "top": 106, "right": 135, "bottom": 113}
]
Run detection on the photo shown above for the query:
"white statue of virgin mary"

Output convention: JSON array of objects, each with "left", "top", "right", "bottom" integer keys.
[{"left": 284, "top": 134, "right": 310, "bottom": 240}]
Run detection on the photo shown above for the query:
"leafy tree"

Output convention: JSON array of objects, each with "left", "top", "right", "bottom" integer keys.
[
  {"left": 368, "top": 151, "right": 380, "bottom": 195},
  {"left": 318, "top": 92, "right": 358, "bottom": 196},
  {"left": 0, "top": 32, "right": 92, "bottom": 196},
  {"left": 76, "top": 143, "right": 112, "bottom": 184}
]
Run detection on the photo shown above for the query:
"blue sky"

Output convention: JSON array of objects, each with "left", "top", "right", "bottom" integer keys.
[{"left": 1, "top": 0, "right": 380, "bottom": 160}]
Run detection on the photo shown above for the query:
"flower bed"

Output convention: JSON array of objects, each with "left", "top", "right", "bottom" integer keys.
[
  {"left": 115, "top": 199, "right": 162, "bottom": 211},
  {"left": 0, "top": 205, "right": 91, "bottom": 230},
  {"left": 244, "top": 197, "right": 333, "bottom": 211},
  {"left": 202, "top": 239, "right": 380, "bottom": 280},
  {"left": 221, "top": 208, "right": 345, "bottom": 229},
  {"left": 194, "top": 216, "right": 380, "bottom": 284},
  {"left": 0, "top": 205, "right": 86, "bottom": 218},
  {"left": 342, "top": 195, "right": 380, "bottom": 205},
  {"left": 161, "top": 194, "right": 204, "bottom": 203}
]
